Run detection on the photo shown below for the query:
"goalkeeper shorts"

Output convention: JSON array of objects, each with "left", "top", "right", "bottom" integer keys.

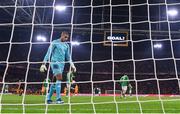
[{"left": 50, "top": 63, "right": 65, "bottom": 76}]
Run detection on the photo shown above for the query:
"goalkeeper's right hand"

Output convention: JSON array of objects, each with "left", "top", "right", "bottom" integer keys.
[{"left": 40, "top": 64, "right": 47, "bottom": 72}]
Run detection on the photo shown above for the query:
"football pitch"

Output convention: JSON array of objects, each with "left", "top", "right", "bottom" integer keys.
[{"left": 1, "top": 94, "right": 180, "bottom": 113}]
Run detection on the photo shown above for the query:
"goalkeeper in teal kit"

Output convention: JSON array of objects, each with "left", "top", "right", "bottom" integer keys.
[{"left": 40, "top": 31, "right": 76, "bottom": 104}]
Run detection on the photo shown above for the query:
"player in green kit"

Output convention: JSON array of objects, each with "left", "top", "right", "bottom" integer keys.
[
  {"left": 119, "top": 75, "right": 129, "bottom": 98},
  {"left": 66, "top": 68, "right": 76, "bottom": 96},
  {"left": 128, "top": 83, "right": 133, "bottom": 96},
  {"left": 41, "top": 78, "right": 51, "bottom": 95}
]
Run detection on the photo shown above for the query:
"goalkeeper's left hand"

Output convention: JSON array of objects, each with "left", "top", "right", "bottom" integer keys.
[
  {"left": 40, "top": 64, "right": 47, "bottom": 72},
  {"left": 72, "top": 66, "right": 76, "bottom": 73},
  {"left": 70, "top": 62, "right": 76, "bottom": 72}
]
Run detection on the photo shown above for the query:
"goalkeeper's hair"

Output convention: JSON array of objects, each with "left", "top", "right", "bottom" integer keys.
[{"left": 61, "top": 31, "right": 69, "bottom": 36}]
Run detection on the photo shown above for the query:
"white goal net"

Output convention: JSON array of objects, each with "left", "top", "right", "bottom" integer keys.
[{"left": 0, "top": 0, "right": 180, "bottom": 113}]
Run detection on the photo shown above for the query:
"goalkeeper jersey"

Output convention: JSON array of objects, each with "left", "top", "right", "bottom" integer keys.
[
  {"left": 119, "top": 75, "right": 129, "bottom": 87},
  {"left": 43, "top": 79, "right": 51, "bottom": 88},
  {"left": 43, "top": 39, "right": 71, "bottom": 63}
]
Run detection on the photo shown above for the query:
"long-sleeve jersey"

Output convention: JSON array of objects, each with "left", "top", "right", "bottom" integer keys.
[{"left": 43, "top": 39, "right": 71, "bottom": 63}]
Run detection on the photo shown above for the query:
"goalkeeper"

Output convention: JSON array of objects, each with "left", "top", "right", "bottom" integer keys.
[
  {"left": 40, "top": 31, "right": 76, "bottom": 104},
  {"left": 119, "top": 75, "right": 129, "bottom": 98},
  {"left": 66, "top": 68, "right": 76, "bottom": 96}
]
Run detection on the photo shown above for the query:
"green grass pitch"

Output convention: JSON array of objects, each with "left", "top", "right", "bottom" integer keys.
[{"left": 1, "top": 94, "right": 180, "bottom": 113}]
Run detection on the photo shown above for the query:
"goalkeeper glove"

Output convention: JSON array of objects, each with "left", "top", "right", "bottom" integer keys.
[
  {"left": 72, "top": 66, "right": 76, "bottom": 73},
  {"left": 70, "top": 62, "right": 76, "bottom": 72},
  {"left": 40, "top": 64, "right": 47, "bottom": 72}
]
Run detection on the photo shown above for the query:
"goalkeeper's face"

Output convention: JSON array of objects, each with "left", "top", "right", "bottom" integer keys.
[{"left": 61, "top": 32, "right": 69, "bottom": 42}]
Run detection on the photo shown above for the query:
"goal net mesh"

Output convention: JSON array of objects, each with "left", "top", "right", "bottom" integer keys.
[{"left": 0, "top": 0, "right": 180, "bottom": 113}]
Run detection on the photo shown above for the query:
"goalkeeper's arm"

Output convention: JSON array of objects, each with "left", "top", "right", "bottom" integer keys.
[
  {"left": 66, "top": 44, "right": 76, "bottom": 72},
  {"left": 40, "top": 42, "right": 55, "bottom": 72}
]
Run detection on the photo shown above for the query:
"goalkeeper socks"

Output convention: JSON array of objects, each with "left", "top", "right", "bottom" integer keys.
[
  {"left": 56, "top": 80, "right": 61, "bottom": 100},
  {"left": 47, "top": 84, "right": 55, "bottom": 100}
]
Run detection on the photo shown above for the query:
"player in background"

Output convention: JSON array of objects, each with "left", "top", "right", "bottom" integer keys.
[
  {"left": 128, "top": 83, "right": 133, "bottom": 96},
  {"left": 4, "top": 84, "right": 9, "bottom": 93},
  {"left": 41, "top": 78, "right": 51, "bottom": 95},
  {"left": 93, "top": 87, "right": 101, "bottom": 96},
  {"left": 74, "top": 84, "right": 79, "bottom": 95},
  {"left": 70, "top": 80, "right": 76, "bottom": 95},
  {"left": 119, "top": 75, "right": 129, "bottom": 98},
  {"left": 66, "top": 69, "right": 76, "bottom": 96},
  {"left": 17, "top": 80, "right": 24, "bottom": 96},
  {"left": 40, "top": 31, "right": 76, "bottom": 104},
  {"left": 64, "top": 86, "right": 67, "bottom": 95}
]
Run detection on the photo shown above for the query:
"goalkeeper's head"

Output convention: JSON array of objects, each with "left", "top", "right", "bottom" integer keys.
[{"left": 60, "top": 31, "right": 69, "bottom": 42}]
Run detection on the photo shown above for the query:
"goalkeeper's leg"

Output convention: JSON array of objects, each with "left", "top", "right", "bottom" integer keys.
[
  {"left": 48, "top": 63, "right": 64, "bottom": 104},
  {"left": 47, "top": 81, "right": 55, "bottom": 103},
  {"left": 55, "top": 74, "right": 64, "bottom": 104}
]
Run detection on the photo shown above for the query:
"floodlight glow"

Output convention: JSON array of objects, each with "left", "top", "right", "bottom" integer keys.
[
  {"left": 154, "top": 43, "right": 162, "bottom": 49},
  {"left": 167, "top": 9, "right": 178, "bottom": 17},
  {"left": 55, "top": 5, "right": 67, "bottom": 11},
  {"left": 37, "top": 35, "right": 46, "bottom": 42},
  {"left": 71, "top": 41, "right": 80, "bottom": 46}
]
